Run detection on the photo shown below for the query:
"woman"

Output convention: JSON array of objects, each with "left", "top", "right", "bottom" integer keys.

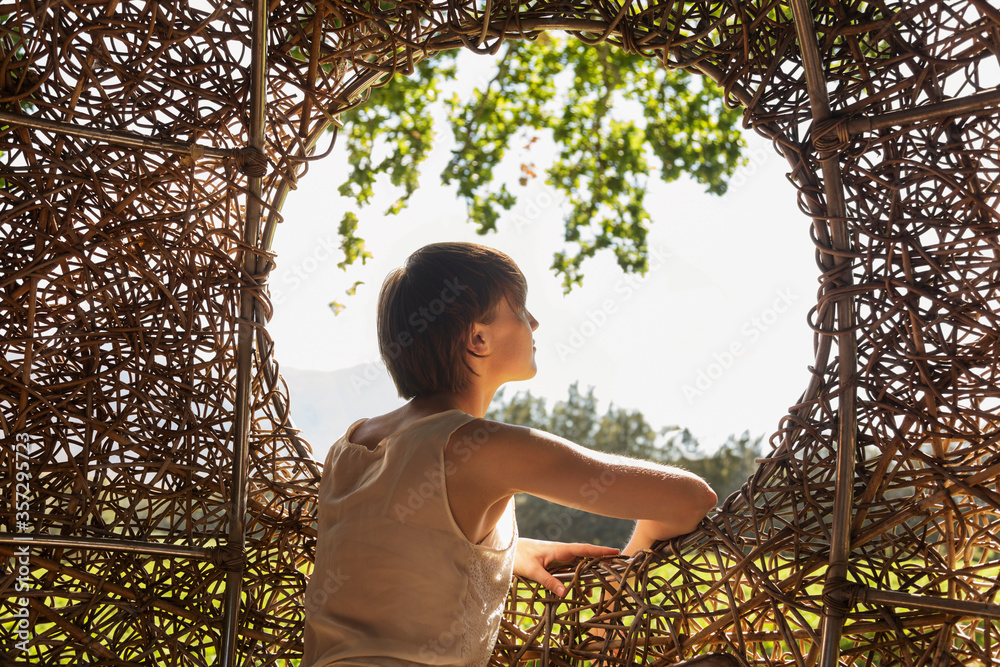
[{"left": 303, "top": 242, "right": 720, "bottom": 666}]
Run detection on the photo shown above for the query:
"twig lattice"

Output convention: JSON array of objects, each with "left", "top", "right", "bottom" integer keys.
[{"left": 1, "top": 0, "right": 999, "bottom": 665}]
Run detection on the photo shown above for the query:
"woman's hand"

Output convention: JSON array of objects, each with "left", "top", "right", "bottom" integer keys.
[{"left": 513, "top": 537, "right": 619, "bottom": 597}]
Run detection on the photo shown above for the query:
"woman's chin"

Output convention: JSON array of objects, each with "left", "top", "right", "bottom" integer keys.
[{"left": 510, "top": 367, "right": 538, "bottom": 383}]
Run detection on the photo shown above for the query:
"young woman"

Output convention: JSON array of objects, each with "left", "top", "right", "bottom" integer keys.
[{"left": 303, "top": 242, "right": 719, "bottom": 666}]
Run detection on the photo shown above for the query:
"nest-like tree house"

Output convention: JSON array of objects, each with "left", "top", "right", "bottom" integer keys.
[{"left": 1, "top": 0, "right": 999, "bottom": 665}]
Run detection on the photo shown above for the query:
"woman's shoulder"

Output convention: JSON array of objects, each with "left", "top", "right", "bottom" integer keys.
[
  {"left": 449, "top": 418, "right": 558, "bottom": 448},
  {"left": 446, "top": 419, "right": 571, "bottom": 471}
]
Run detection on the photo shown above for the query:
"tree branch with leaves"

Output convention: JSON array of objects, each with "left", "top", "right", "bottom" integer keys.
[{"left": 332, "top": 34, "right": 746, "bottom": 293}]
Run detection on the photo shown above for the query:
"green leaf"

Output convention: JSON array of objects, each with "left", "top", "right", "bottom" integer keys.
[{"left": 336, "top": 211, "right": 372, "bottom": 269}]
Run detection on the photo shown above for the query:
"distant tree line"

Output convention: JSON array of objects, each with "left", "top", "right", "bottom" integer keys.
[{"left": 486, "top": 383, "right": 762, "bottom": 548}]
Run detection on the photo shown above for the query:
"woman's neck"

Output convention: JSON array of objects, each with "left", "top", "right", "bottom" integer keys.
[{"left": 410, "top": 384, "right": 498, "bottom": 419}]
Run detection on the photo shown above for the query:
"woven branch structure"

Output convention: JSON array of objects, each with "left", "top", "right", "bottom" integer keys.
[{"left": 1, "top": 0, "right": 999, "bottom": 664}]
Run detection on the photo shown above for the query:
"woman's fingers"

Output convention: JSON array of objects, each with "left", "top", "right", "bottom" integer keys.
[
  {"left": 566, "top": 543, "right": 620, "bottom": 557},
  {"left": 524, "top": 563, "right": 567, "bottom": 596},
  {"left": 515, "top": 538, "right": 621, "bottom": 596},
  {"left": 547, "top": 542, "right": 619, "bottom": 565},
  {"left": 545, "top": 576, "right": 568, "bottom": 597}
]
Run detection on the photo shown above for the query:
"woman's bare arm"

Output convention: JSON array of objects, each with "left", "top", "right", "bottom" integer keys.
[{"left": 446, "top": 420, "right": 718, "bottom": 549}]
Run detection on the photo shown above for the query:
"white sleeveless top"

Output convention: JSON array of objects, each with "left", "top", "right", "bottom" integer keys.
[{"left": 303, "top": 410, "right": 517, "bottom": 667}]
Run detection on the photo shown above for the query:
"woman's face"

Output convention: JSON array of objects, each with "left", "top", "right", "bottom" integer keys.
[{"left": 485, "top": 296, "right": 539, "bottom": 384}]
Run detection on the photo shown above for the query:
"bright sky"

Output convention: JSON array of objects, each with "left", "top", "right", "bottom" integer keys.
[{"left": 267, "top": 52, "right": 819, "bottom": 450}]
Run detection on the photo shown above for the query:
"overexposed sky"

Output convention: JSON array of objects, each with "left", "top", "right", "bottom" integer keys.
[{"left": 267, "top": 52, "right": 819, "bottom": 449}]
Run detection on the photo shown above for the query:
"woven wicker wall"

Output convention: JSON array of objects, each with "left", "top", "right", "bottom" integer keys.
[{"left": 1, "top": 0, "right": 999, "bottom": 665}]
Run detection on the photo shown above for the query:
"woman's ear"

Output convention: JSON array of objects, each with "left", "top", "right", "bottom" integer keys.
[{"left": 468, "top": 321, "right": 491, "bottom": 358}]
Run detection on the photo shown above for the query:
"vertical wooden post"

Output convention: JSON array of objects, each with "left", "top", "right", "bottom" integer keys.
[
  {"left": 221, "top": 0, "right": 268, "bottom": 663},
  {"left": 786, "top": 2, "right": 860, "bottom": 665}
]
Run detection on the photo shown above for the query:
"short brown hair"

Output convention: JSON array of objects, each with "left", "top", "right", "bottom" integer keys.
[{"left": 377, "top": 242, "right": 527, "bottom": 399}]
